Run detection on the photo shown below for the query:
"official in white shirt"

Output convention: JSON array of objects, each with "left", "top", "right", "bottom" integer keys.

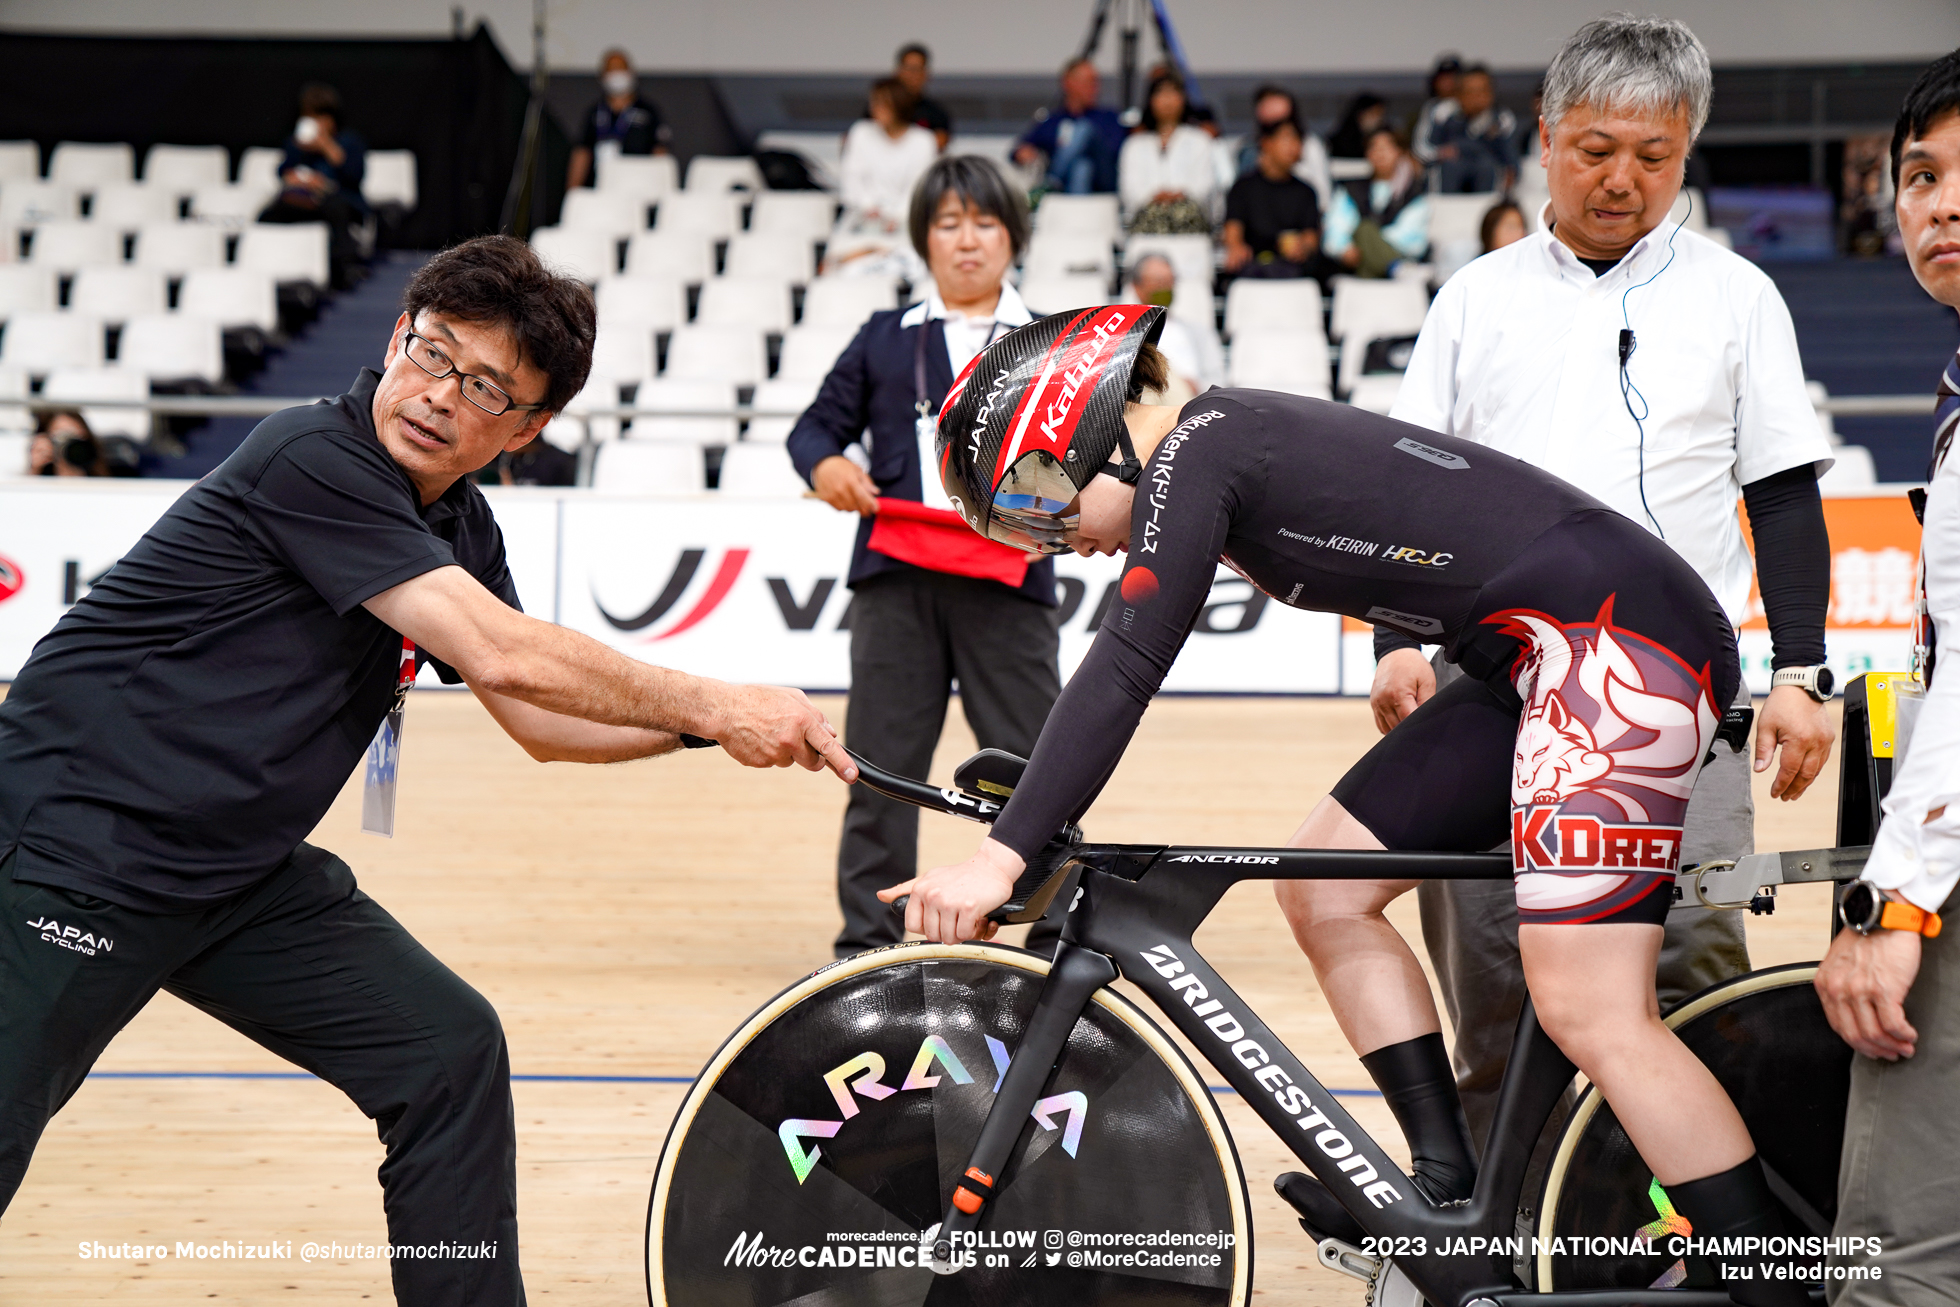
[
  {"left": 1382, "top": 13, "right": 1839, "bottom": 1165},
  {"left": 1816, "top": 57, "right": 1960, "bottom": 1297}
]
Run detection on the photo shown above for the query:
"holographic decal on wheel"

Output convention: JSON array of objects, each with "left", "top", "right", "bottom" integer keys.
[{"left": 647, "top": 942, "right": 1250, "bottom": 1307}]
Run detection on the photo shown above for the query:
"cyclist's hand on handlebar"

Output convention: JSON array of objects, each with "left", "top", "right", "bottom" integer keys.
[
  {"left": 712, "top": 685, "right": 858, "bottom": 781},
  {"left": 880, "top": 838, "right": 1024, "bottom": 944},
  {"left": 1370, "top": 647, "right": 1436, "bottom": 735},
  {"left": 1816, "top": 924, "right": 1921, "bottom": 1060},
  {"left": 1754, "top": 685, "right": 1836, "bottom": 801}
]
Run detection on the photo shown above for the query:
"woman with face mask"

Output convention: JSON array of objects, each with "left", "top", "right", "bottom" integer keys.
[{"left": 566, "top": 49, "right": 671, "bottom": 191}]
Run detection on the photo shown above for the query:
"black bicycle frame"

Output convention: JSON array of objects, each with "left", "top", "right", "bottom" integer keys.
[{"left": 853, "top": 754, "right": 1745, "bottom": 1307}]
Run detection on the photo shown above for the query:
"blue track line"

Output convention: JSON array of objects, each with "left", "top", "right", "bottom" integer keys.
[{"left": 85, "top": 1070, "right": 1382, "bottom": 1097}]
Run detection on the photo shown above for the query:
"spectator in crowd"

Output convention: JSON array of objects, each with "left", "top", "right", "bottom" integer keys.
[
  {"left": 28, "top": 411, "right": 110, "bottom": 478},
  {"left": 1329, "top": 92, "right": 1389, "bottom": 159},
  {"left": 1409, "top": 53, "right": 1464, "bottom": 167},
  {"left": 1234, "top": 84, "right": 1332, "bottom": 208},
  {"left": 1815, "top": 47, "right": 1960, "bottom": 1295},
  {"left": 1013, "top": 58, "right": 1126, "bottom": 195},
  {"left": 488, "top": 432, "right": 578, "bottom": 487},
  {"left": 1430, "top": 65, "right": 1520, "bottom": 192},
  {"left": 565, "top": 49, "right": 670, "bottom": 190},
  {"left": 1323, "top": 127, "right": 1431, "bottom": 277},
  {"left": 788, "top": 157, "right": 1063, "bottom": 961},
  {"left": 260, "top": 82, "right": 368, "bottom": 290},
  {"left": 1384, "top": 14, "right": 1835, "bottom": 1200},
  {"left": 1126, "top": 253, "right": 1220, "bottom": 401},
  {"left": 1119, "top": 72, "right": 1217, "bottom": 234},
  {"left": 1479, "top": 197, "right": 1527, "bottom": 253},
  {"left": 1223, "top": 117, "right": 1323, "bottom": 280},
  {"left": 895, "top": 43, "right": 952, "bottom": 150},
  {"left": 841, "top": 78, "right": 939, "bottom": 224},
  {"left": 1145, "top": 60, "right": 1220, "bottom": 135}
]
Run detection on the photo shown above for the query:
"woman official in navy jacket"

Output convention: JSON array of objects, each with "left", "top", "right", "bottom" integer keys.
[{"left": 787, "top": 156, "right": 1062, "bottom": 959}]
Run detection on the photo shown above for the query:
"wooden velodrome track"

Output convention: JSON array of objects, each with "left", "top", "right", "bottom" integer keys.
[{"left": 0, "top": 687, "right": 1843, "bottom": 1304}]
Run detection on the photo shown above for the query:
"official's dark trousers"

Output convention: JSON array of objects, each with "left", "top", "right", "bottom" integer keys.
[
  {"left": 837, "top": 569, "right": 1062, "bottom": 958},
  {"left": 0, "top": 844, "right": 523, "bottom": 1306}
]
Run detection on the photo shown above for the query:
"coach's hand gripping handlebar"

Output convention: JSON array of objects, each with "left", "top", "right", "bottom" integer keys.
[{"left": 846, "top": 747, "right": 1083, "bottom": 926}]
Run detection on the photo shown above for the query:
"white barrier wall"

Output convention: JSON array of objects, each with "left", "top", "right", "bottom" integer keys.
[{"left": 0, "top": 481, "right": 1918, "bottom": 695}]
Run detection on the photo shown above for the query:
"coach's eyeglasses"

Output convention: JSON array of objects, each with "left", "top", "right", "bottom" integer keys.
[{"left": 401, "top": 332, "right": 545, "bottom": 417}]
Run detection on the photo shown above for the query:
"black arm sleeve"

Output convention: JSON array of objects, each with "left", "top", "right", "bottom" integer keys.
[
  {"left": 1373, "top": 625, "right": 1424, "bottom": 660},
  {"left": 1740, "top": 464, "right": 1829, "bottom": 669}
]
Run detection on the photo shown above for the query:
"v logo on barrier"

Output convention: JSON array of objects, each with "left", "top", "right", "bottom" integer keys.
[{"left": 595, "top": 548, "right": 751, "bottom": 642}]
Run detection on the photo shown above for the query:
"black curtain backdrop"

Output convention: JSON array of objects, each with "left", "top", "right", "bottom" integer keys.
[{"left": 0, "top": 24, "right": 568, "bottom": 248}]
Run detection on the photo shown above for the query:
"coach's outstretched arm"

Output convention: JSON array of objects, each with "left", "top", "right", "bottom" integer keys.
[{"left": 364, "top": 564, "right": 858, "bottom": 779}]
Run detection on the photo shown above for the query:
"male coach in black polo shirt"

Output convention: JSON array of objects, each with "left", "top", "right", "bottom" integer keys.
[{"left": 0, "top": 236, "right": 853, "bottom": 1305}]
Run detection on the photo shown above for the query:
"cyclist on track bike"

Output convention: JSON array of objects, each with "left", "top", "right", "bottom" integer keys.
[{"left": 882, "top": 303, "right": 1804, "bottom": 1306}]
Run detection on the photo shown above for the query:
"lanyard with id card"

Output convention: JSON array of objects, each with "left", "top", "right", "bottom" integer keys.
[{"left": 361, "top": 638, "right": 416, "bottom": 837}]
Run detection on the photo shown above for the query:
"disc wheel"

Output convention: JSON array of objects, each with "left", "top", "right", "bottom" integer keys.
[
  {"left": 646, "top": 941, "right": 1251, "bottom": 1307},
  {"left": 1534, "top": 963, "right": 1851, "bottom": 1292}
]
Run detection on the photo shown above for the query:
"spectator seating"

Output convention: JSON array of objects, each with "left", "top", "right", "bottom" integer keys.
[
  {"left": 2, "top": 311, "right": 106, "bottom": 372},
  {"left": 1223, "top": 279, "right": 1323, "bottom": 339},
  {"left": 0, "top": 142, "right": 38, "bottom": 183},
  {"left": 724, "top": 231, "right": 815, "bottom": 283},
  {"left": 1033, "top": 194, "right": 1121, "bottom": 246},
  {"left": 749, "top": 192, "right": 837, "bottom": 245},
  {"left": 593, "top": 438, "right": 707, "bottom": 494},
  {"left": 595, "top": 275, "right": 686, "bottom": 332},
  {"left": 664, "top": 324, "right": 764, "bottom": 386},
  {"left": 190, "top": 183, "right": 274, "bottom": 227},
  {"left": 1, "top": 183, "right": 81, "bottom": 225},
  {"left": 0, "top": 266, "right": 59, "bottom": 317},
  {"left": 633, "top": 378, "right": 740, "bottom": 444},
  {"left": 799, "top": 274, "right": 898, "bottom": 328},
  {"left": 564, "top": 379, "right": 626, "bottom": 444},
  {"left": 755, "top": 131, "right": 844, "bottom": 189},
  {"left": 0, "top": 365, "right": 28, "bottom": 433},
  {"left": 1427, "top": 192, "right": 1499, "bottom": 281},
  {"left": 775, "top": 325, "right": 856, "bottom": 382},
  {"left": 0, "top": 430, "right": 28, "bottom": 474},
  {"left": 237, "top": 147, "right": 286, "bottom": 193},
  {"left": 49, "top": 142, "right": 135, "bottom": 189},
  {"left": 44, "top": 366, "right": 152, "bottom": 439},
  {"left": 625, "top": 230, "right": 714, "bottom": 283},
  {"left": 531, "top": 225, "right": 618, "bottom": 284},
  {"left": 949, "top": 135, "right": 1018, "bottom": 167},
  {"left": 560, "top": 187, "right": 647, "bottom": 236},
  {"left": 69, "top": 267, "right": 169, "bottom": 321},
  {"left": 1124, "top": 233, "right": 1213, "bottom": 291},
  {"left": 179, "top": 268, "right": 281, "bottom": 332},
  {"left": 1022, "top": 232, "right": 1115, "bottom": 285},
  {"left": 90, "top": 184, "right": 183, "bottom": 229},
  {"left": 236, "top": 222, "right": 331, "bottom": 290},
  {"left": 134, "top": 223, "right": 227, "bottom": 275},
  {"left": 27, "top": 222, "right": 125, "bottom": 273},
  {"left": 1329, "top": 276, "right": 1430, "bottom": 394},
  {"left": 745, "top": 378, "right": 819, "bottom": 443},
  {"left": 1819, "top": 443, "right": 1877, "bottom": 491},
  {"left": 1344, "top": 374, "right": 1403, "bottom": 415},
  {"left": 598, "top": 151, "right": 679, "bottom": 200},
  {"left": 364, "top": 150, "right": 418, "bottom": 212},
  {"left": 684, "top": 156, "right": 764, "bottom": 194},
  {"left": 1228, "top": 329, "right": 1332, "bottom": 400},
  {"left": 655, "top": 192, "right": 741, "bottom": 243},
  {"left": 696, "top": 277, "right": 793, "bottom": 333},
  {"left": 1019, "top": 273, "right": 1111, "bottom": 313},
  {"left": 717, "top": 439, "right": 809, "bottom": 495},
  {"left": 119, "top": 314, "right": 225, "bottom": 384},
  {"left": 143, "top": 145, "right": 230, "bottom": 194},
  {"left": 587, "top": 324, "right": 657, "bottom": 384}
]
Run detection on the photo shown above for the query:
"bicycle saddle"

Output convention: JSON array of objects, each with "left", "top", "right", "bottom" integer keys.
[{"left": 952, "top": 748, "right": 1027, "bottom": 802}]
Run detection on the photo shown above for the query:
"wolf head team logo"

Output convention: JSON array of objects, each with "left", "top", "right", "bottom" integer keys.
[{"left": 1487, "top": 598, "right": 1718, "bottom": 918}]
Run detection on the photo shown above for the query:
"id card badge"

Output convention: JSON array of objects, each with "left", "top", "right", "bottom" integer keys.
[
  {"left": 915, "top": 403, "right": 956, "bottom": 512},
  {"left": 361, "top": 639, "right": 416, "bottom": 837}
]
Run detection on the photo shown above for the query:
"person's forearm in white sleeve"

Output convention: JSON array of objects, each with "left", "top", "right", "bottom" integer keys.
[{"left": 1387, "top": 278, "right": 1465, "bottom": 436}]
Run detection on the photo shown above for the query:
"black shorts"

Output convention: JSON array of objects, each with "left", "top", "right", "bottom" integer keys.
[{"left": 1333, "top": 511, "right": 1740, "bottom": 926}]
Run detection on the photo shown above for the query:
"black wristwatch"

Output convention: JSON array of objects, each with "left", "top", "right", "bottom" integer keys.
[
  {"left": 1771, "top": 665, "right": 1835, "bottom": 702},
  {"left": 1840, "top": 879, "right": 1943, "bottom": 937}
]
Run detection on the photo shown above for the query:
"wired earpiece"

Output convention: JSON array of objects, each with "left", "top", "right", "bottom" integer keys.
[{"left": 1615, "top": 186, "right": 1691, "bottom": 540}]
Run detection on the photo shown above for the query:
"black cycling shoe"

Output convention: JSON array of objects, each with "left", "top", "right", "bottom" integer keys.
[{"left": 1275, "top": 1171, "right": 1366, "bottom": 1244}]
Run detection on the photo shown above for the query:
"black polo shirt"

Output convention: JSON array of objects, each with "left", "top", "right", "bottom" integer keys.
[
  {"left": 1225, "top": 170, "right": 1323, "bottom": 260},
  {"left": 0, "top": 369, "right": 518, "bottom": 913},
  {"left": 579, "top": 96, "right": 668, "bottom": 158}
]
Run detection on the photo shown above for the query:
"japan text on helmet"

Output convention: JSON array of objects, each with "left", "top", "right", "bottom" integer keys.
[{"left": 935, "top": 304, "right": 1165, "bottom": 554}]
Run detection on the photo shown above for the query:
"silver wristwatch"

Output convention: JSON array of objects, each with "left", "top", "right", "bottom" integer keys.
[{"left": 1770, "top": 665, "right": 1835, "bottom": 702}]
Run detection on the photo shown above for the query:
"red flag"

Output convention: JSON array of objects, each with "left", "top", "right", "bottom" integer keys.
[{"left": 866, "top": 498, "right": 1032, "bottom": 588}]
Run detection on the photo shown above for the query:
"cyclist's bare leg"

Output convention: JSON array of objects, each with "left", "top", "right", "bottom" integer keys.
[
  {"left": 1274, "top": 795, "right": 1437, "bottom": 1056},
  {"left": 1520, "top": 921, "right": 1753, "bottom": 1184}
]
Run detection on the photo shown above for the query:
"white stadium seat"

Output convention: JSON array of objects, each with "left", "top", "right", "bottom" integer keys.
[
  {"left": 134, "top": 223, "right": 226, "bottom": 275},
  {"left": 593, "top": 439, "right": 707, "bottom": 493},
  {"left": 189, "top": 183, "right": 273, "bottom": 227},
  {"left": 1, "top": 312, "right": 106, "bottom": 372},
  {"left": 633, "top": 378, "right": 739, "bottom": 444},
  {"left": 43, "top": 366, "right": 152, "bottom": 439},
  {"left": 1328, "top": 276, "right": 1429, "bottom": 342},
  {"left": 1223, "top": 280, "right": 1324, "bottom": 339},
  {"left": 1033, "top": 193, "right": 1121, "bottom": 244},
  {"left": 236, "top": 147, "right": 286, "bottom": 192},
  {"left": 0, "top": 182, "right": 80, "bottom": 225},
  {"left": 178, "top": 268, "right": 280, "bottom": 332},
  {"left": 0, "top": 265, "right": 59, "bottom": 318},
  {"left": 587, "top": 325, "right": 657, "bottom": 384},
  {"left": 26, "top": 222, "right": 125, "bottom": 272},
  {"left": 1426, "top": 193, "right": 1499, "bottom": 251},
  {"left": 663, "top": 324, "right": 764, "bottom": 386},
  {"left": 1022, "top": 232, "right": 1114, "bottom": 283},
  {"left": 364, "top": 150, "right": 418, "bottom": 210},
  {"left": 594, "top": 275, "right": 686, "bottom": 333},
  {"left": 748, "top": 192, "right": 836, "bottom": 243},
  {"left": 559, "top": 187, "right": 648, "bottom": 236},
  {"left": 69, "top": 267, "right": 169, "bottom": 321},
  {"left": 717, "top": 440, "right": 808, "bottom": 495},
  {"left": 537, "top": 413, "right": 587, "bottom": 452},
  {"left": 1345, "top": 374, "right": 1404, "bottom": 416},
  {"left": 563, "top": 379, "right": 626, "bottom": 444},
  {"left": 143, "top": 145, "right": 230, "bottom": 194},
  {"left": 684, "top": 156, "right": 763, "bottom": 193},
  {"left": 695, "top": 277, "right": 793, "bottom": 333},
  {"left": 237, "top": 223, "right": 330, "bottom": 288},
  {"left": 0, "top": 366, "right": 29, "bottom": 434},
  {"left": 774, "top": 325, "right": 855, "bottom": 383},
  {"left": 49, "top": 142, "right": 135, "bottom": 189},
  {"left": 654, "top": 192, "right": 740, "bottom": 241},
  {"left": 89, "top": 184, "right": 182, "bottom": 230},
  {"left": 0, "top": 431, "right": 30, "bottom": 473},
  {"left": 529, "top": 225, "right": 617, "bottom": 284},
  {"left": 723, "top": 232, "right": 815, "bottom": 283},
  {"left": 0, "top": 142, "right": 39, "bottom": 183},
  {"left": 118, "top": 313, "right": 225, "bottom": 383},
  {"left": 1018, "top": 273, "right": 1112, "bottom": 315},
  {"left": 625, "top": 230, "right": 714, "bottom": 283},
  {"left": 597, "top": 153, "right": 678, "bottom": 199},
  {"left": 799, "top": 275, "right": 897, "bottom": 328},
  {"left": 745, "top": 378, "right": 818, "bottom": 443},
  {"left": 1228, "top": 329, "right": 1332, "bottom": 400}
]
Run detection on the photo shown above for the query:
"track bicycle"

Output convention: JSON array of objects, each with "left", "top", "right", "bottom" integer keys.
[{"left": 647, "top": 710, "right": 1880, "bottom": 1307}]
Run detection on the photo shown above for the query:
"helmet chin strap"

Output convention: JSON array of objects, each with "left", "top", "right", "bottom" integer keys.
[{"left": 1098, "top": 425, "right": 1143, "bottom": 486}]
